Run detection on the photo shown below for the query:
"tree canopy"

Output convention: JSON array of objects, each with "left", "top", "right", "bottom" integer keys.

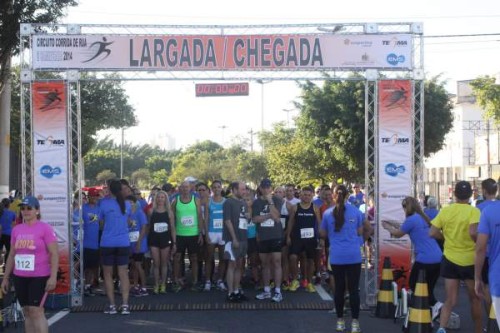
[{"left": 470, "top": 76, "right": 500, "bottom": 124}]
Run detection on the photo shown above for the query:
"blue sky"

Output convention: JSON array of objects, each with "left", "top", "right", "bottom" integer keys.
[{"left": 62, "top": 0, "right": 500, "bottom": 149}]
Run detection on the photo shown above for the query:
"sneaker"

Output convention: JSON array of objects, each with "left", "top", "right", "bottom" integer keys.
[
  {"left": 84, "top": 285, "right": 96, "bottom": 297},
  {"left": 160, "top": 284, "right": 166, "bottom": 294},
  {"left": 139, "top": 288, "right": 149, "bottom": 297},
  {"left": 120, "top": 304, "right": 130, "bottom": 315},
  {"left": 217, "top": 280, "right": 227, "bottom": 291},
  {"left": 271, "top": 292, "right": 283, "bottom": 303},
  {"left": 432, "top": 301, "right": 443, "bottom": 321},
  {"left": 336, "top": 318, "right": 345, "bottom": 332},
  {"left": 436, "top": 328, "right": 446, "bottom": 333},
  {"left": 351, "top": 319, "right": 361, "bottom": 333},
  {"left": 172, "top": 283, "right": 182, "bottom": 293},
  {"left": 153, "top": 285, "right": 160, "bottom": 294},
  {"left": 289, "top": 279, "right": 300, "bottom": 292},
  {"left": 314, "top": 274, "right": 322, "bottom": 285},
  {"left": 131, "top": 286, "right": 142, "bottom": 297},
  {"left": 236, "top": 292, "right": 249, "bottom": 302},
  {"left": 226, "top": 292, "right": 240, "bottom": 303},
  {"left": 281, "top": 281, "right": 290, "bottom": 292},
  {"left": 306, "top": 283, "right": 316, "bottom": 293},
  {"left": 255, "top": 291, "right": 272, "bottom": 300},
  {"left": 204, "top": 281, "right": 211, "bottom": 292},
  {"left": 104, "top": 305, "right": 117, "bottom": 315}
]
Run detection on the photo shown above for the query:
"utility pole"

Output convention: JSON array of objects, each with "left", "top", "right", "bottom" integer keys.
[
  {"left": 0, "top": 57, "right": 11, "bottom": 198},
  {"left": 248, "top": 129, "right": 255, "bottom": 152}
]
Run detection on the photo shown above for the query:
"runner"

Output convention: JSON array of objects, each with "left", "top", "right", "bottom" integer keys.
[
  {"left": 0, "top": 198, "right": 16, "bottom": 268},
  {"left": 382, "top": 196, "right": 443, "bottom": 319},
  {"left": 127, "top": 195, "right": 149, "bottom": 297},
  {"left": 245, "top": 191, "right": 260, "bottom": 289},
  {"left": 82, "top": 188, "right": 100, "bottom": 296},
  {"left": 1, "top": 196, "right": 58, "bottom": 333},
  {"left": 223, "top": 181, "right": 250, "bottom": 302},
  {"left": 286, "top": 186, "right": 321, "bottom": 293},
  {"left": 204, "top": 180, "right": 228, "bottom": 292},
  {"left": 196, "top": 182, "right": 211, "bottom": 290},
  {"left": 320, "top": 184, "right": 364, "bottom": 333},
  {"left": 348, "top": 183, "right": 365, "bottom": 208},
  {"left": 172, "top": 181, "right": 204, "bottom": 292},
  {"left": 253, "top": 178, "right": 284, "bottom": 303},
  {"left": 275, "top": 186, "right": 293, "bottom": 290},
  {"left": 148, "top": 190, "right": 176, "bottom": 294},
  {"left": 430, "top": 181, "right": 482, "bottom": 333},
  {"left": 99, "top": 179, "right": 132, "bottom": 315}
]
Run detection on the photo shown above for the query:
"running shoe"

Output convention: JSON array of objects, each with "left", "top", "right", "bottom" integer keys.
[
  {"left": 314, "top": 274, "right": 322, "bottom": 285},
  {"left": 120, "top": 304, "right": 130, "bottom": 315},
  {"left": 306, "top": 283, "right": 316, "bottom": 293},
  {"left": 84, "top": 285, "right": 96, "bottom": 297},
  {"left": 204, "top": 281, "right": 212, "bottom": 292},
  {"left": 271, "top": 292, "right": 283, "bottom": 303},
  {"left": 350, "top": 319, "right": 361, "bottom": 333},
  {"left": 436, "top": 328, "right": 446, "bottom": 333},
  {"left": 255, "top": 291, "right": 272, "bottom": 300},
  {"left": 226, "top": 293, "right": 240, "bottom": 303},
  {"left": 160, "top": 283, "right": 166, "bottom": 294},
  {"left": 153, "top": 285, "right": 160, "bottom": 295},
  {"left": 236, "top": 292, "right": 249, "bottom": 302},
  {"left": 172, "top": 283, "right": 183, "bottom": 293},
  {"left": 139, "top": 288, "right": 149, "bottom": 297},
  {"left": 217, "top": 280, "right": 227, "bottom": 291},
  {"left": 288, "top": 279, "right": 300, "bottom": 292},
  {"left": 336, "top": 318, "right": 345, "bottom": 332},
  {"left": 432, "top": 301, "right": 443, "bottom": 321},
  {"left": 104, "top": 305, "right": 117, "bottom": 315},
  {"left": 281, "top": 281, "right": 290, "bottom": 292},
  {"left": 131, "top": 286, "right": 142, "bottom": 297}
]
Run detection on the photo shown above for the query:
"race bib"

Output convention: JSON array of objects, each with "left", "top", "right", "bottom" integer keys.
[
  {"left": 261, "top": 219, "right": 274, "bottom": 227},
  {"left": 300, "top": 228, "right": 314, "bottom": 239},
  {"left": 15, "top": 254, "right": 35, "bottom": 272},
  {"left": 154, "top": 222, "right": 169, "bottom": 233},
  {"left": 129, "top": 231, "right": 140, "bottom": 242},
  {"left": 181, "top": 216, "right": 195, "bottom": 227},
  {"left": 213, "top": 218, "right": 223, "bottom": 229},
  {"left": 239, "top": 218, "right": 248, "bottom": 230}
]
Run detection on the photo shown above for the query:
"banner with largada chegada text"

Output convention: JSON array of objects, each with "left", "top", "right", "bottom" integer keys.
[
  {"left": 32, "top": 81, "right": 70, "bottom": 294},
  {"left": 31, "top": 34, "right": 413, "bottom": 70},
  {"left": 378, "top": 80, "right": 413, "bottom": 290}
]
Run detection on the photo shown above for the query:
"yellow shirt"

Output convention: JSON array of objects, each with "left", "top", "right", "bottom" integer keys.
[{"left": 431, "top": 203, "right": 480, "bottom": 266}]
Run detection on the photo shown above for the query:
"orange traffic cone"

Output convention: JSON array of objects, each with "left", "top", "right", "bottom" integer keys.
[
  {"left": 487, "top": 304, "right": 500, "bottom": 333},
  {"left": 375, "top": 257, "right": 395, "bottom": 318},
  {"left": 405, "top": 270, "right": 432, "bottom": 333}
]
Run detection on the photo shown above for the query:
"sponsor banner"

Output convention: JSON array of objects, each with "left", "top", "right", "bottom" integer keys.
[
  {"left": 378, "top": 80, "right": 413, "bottom": 289},
  {"left": 32, "top": 34, "right": 413, "bottom": 70},
  {"left": 32, "top": 81, "right": 70, "bottom": 294}
]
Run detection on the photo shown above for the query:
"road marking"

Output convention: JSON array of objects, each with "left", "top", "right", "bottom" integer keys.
[
  {"left": 315, "top": 285, "right": 333, "bottom": 301},
  {"left": 48, "top": 310, "right": 70, "bottom": 326}
]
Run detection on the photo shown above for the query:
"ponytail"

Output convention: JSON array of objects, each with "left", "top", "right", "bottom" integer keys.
[
  {"left": 109, "top": 179, "right": 126, "bottom": 214},
  {"left": 333, "top": 185, "right": 348, "bottom": 232}
]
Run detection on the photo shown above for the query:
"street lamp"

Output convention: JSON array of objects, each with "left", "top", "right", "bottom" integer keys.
[{"left": 256, "top": 79, "right": 272, "bottom": 133}]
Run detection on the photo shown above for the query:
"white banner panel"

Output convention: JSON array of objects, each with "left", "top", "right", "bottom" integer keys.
[
  {"left": 32, "top": 81, "right": 70, "bottom": 294},
  {"left": 378, "top": 80, "right": 413, "bottom": 289},
  {"left": 32, "top": 34, "right": 413, "bottom": 70}
]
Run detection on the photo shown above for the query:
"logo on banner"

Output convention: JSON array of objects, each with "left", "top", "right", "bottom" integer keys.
[
  {"left": 381, "top": 134, "right": 410, "bottom": 145},
  {"left": 382, "top": 38, "right": 408, "bottom": 47},
  {"left": 36, "top": 136, "right": 65, "bottom": 147},
  {"left": 386, "top": 53, "right": 405, "bottom": 66},
  {"left": 343, "top": 39, "right": 373, "bottom": 47},
  {"left": 40, "top": 165, "right": 62, "bottom": 179},
  {"left": 385, "top": 163, "right": 406, "bottom": 177},
  {"left": 381, "top": 192, "right": 407, "bottom": 199},
  {"left": 38, "top": 89, "right": 63, "bottom": 112},
  {"left": 382, "top": 87, "right": 409, "bottom": 109},
  {"left": 83, "top": 37, "right": 114, "bottom": 63}
]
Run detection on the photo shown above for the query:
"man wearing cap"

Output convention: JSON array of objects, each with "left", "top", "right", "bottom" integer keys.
[
  {"left": 253, "top": 178, "right": 285, "bottom": 302},
  {"left": 430, "top": 181, "right": 482, "bottom": 333}
]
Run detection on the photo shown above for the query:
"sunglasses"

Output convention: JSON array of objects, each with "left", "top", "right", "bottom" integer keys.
[
  {"left": 21, "top": 206, "right": 35, "bottom": 211},
  {"left": 197, "top": 188, "right": 207, "bottom": 192}
]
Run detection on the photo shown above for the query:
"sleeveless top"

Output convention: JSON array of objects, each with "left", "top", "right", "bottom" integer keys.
[
  {"left": 175, "top": 195, "right": 199, "bottom": 236},
  {"left": 292, "top": 203, "right": 317, "bottom": 239}
]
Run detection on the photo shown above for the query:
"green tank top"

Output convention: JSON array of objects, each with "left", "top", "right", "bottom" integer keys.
[{"left": 175, "top": 195, "right": 199, "bottom": 236}]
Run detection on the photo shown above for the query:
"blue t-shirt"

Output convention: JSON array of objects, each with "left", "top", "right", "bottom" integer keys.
[
  {"left": 247, "top": 221, "right": 256, "bottom": 239},
  {"left": 82, "top": 203, "right": 100, "bottom": 250},
  {"left": 129, "top": 207, "right": 148, "bottom": 254},
  {"left": 321, "top": 204, "right": 364, "bottom": 265},
  {"left": 348, "top": 192, "right": 365, "bottom": 208},
  {"left": 312, "top": 197, "right": 323, "bottom": 208},
  {"left": 477, "top": 199, "right": 495, "bottom": 212},
  {"left": 423, "top": 207, "right": 439, "bottom": 220},
  {"left": 137, "top": 198, "right": 148, "bottom": 209},
  {"left": 400, "top": 213, "right": 442, "bottom": 264},
  {"left": 0, "top": 209, "right": 16, "bottom": 236},
  {"left": 98, "top": 197, "right": 131, "bottom": 248},
  {"left": 478, "top": 201, "right": 500, "bottom": 297},
  {"left": 208, "top": 198, "right": 225, "bottom": 233}
]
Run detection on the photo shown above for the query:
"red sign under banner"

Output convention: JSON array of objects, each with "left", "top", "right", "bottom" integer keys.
[{"left": 195, "top": 82, "right": 249, "bottom": 97}]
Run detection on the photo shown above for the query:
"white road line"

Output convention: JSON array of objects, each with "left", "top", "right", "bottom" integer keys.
[
  {"left": 315, "top": 285, "right": 333, "bottom": 301},
  {"left": 48, "top": 309, "right": 70, "bottom": 326}
]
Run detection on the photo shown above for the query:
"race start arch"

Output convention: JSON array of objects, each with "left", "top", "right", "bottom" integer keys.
[{"left": 19, "top": 22, "right": 424, "bottom": 307}]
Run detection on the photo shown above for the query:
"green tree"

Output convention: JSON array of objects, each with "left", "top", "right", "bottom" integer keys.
[
  {"left": 96, "top": 170, "right": 116, "bottom": 184},
  {"left": 130, "top": 168, "right": 151, "bottom": 189},
  {"left": 470, "top": 76, "right": 500, "bottom": 124}
]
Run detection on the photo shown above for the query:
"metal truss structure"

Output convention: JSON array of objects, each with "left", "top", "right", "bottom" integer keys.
[{"left": 19, "top": 22, "right": 424, "bottom": 307}]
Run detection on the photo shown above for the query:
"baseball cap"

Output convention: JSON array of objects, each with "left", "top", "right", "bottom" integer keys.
[
  {"left": 87, "top": 188, "right": 100, "bottom": 197},
  {"left": 260, "top": 178, "right": 272, "bottom": 188},
  {"left": 184, "top": 176, "right": 197, "bottom": 183},
  {"left": 454, "top": 181, "right": 472, "bottom": 200},
  {"left": 20, "top": 195, "right": 40, "bottom": 209}
]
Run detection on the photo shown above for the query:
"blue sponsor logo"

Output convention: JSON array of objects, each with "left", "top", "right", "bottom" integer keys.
[
  {"left": 40, "top": 165, "right": 62, "bottom": 179},
  {"left": 385, "top": 163, "right": 405, "bottom": 177},
  {"left": 386, "top": 53, "right": 405, "bottom": 66}
]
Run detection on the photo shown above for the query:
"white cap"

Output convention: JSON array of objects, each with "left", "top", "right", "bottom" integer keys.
[{"left": 184, "top": 176, "right": 197, "bottom": 183}]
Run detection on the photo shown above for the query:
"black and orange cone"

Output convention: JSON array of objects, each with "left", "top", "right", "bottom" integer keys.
[
  {"left": 405, "top": 270, "right": 432, "bottom": 333},
  {"left": 375, "top": 257, "right": 395, "bottom": 318},
  {"left": 487, "top": 304, "right": 500, "bottom": 333}
]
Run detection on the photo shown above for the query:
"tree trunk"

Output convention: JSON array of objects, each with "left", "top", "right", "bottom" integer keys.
[{"left": 0, "top": 57, "right": 11, "bottom": 198}]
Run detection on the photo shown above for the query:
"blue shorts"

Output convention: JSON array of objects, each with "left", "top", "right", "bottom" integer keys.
[{"left": 100, "top": 246, "right": 130, "bottom": 266}]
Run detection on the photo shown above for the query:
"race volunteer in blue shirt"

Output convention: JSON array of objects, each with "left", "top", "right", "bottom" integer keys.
[
  {"left": 383, "top": 196, "right": 443, "bottom": 311},
  {"left": 320, "top": 184, "right": 364, "bottom": 333},
  {"left": 82, "top": 192, "right": 100, "bottom": 296},
  {"left": 475, "top": 199, "right": 500, "bottom": 330},
  {"left": 0, "top": 198, "right": 16, "bottom": 262}
]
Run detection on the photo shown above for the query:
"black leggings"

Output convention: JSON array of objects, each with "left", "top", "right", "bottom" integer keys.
[
  {"left": 408, "top": 261, "right": 441, "bottom": 306},
  {"left": 331, "top": 263, "right": 361, "bottom": 319}
]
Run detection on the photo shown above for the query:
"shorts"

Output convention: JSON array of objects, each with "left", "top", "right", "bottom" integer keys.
[
  {"left": 131, "top": 253, "right": 145, "bottom": 262},
  {"left": 100, "top": 246, "right": 130, "bottom": 266},
  {"left": 224, "top": 241, "right": 248, "bottom": 261},
  {"left": 440, "top": 256, "right": 474, "bottom": 280},
  {"left": 258, "top": 239, "right": 283, "bottom": 254},
  {"left": 176, "top": 235, "right": 200, "bottom": 256},
  {"left": 289, "top": 238, "right": 318, "bottom": 259},
  {"left": 247, "top": 238, "right": 258, "bottom": 255},
  {"left": 13, "top": 275, "right": 49, "bottom": 307},
  {"left": 83, "top": 248, "right": 100, "bottom": 270},
  {"left": 148, "top": 232, "right": 172, "bottom": 249},
  {"left": 208, "top": 232, "right": 225, "bottom": 246},
  {"left": 482, "top": 257, "right": 489, "bottom": 284}
]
